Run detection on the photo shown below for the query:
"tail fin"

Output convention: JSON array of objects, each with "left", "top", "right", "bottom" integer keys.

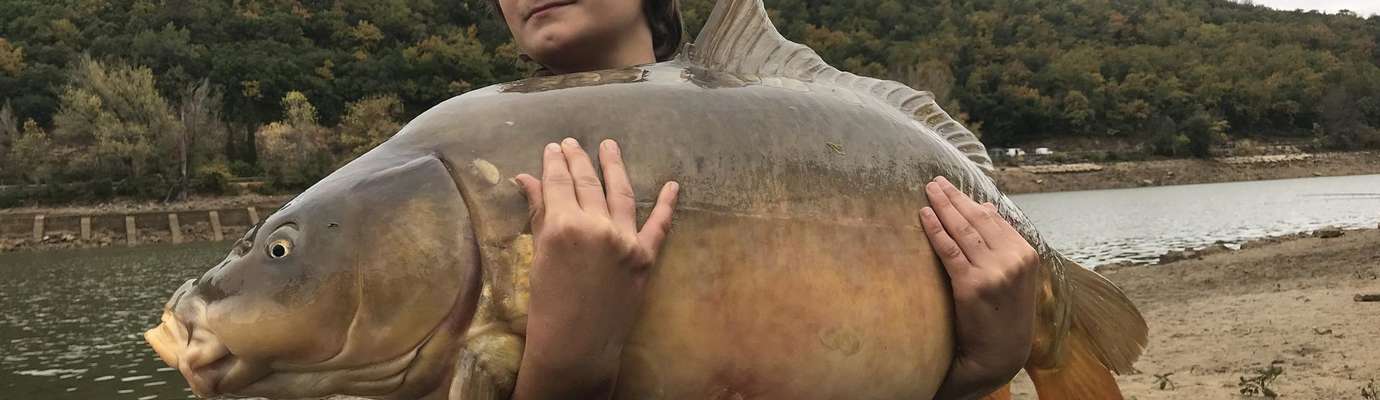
[
  {"left": 1026, "top": 331, "right": 1125, "bottom": 400},
  {"left": 1028, "top": 257, "right": 1147, "bottom": 399},
  {"left": 1062, "top": 260, "right": 1147, "bottom": 374}
]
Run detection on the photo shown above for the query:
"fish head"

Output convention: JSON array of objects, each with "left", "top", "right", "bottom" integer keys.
[{"left": 145, "top": 155, "right": 481, "bottom": 399}]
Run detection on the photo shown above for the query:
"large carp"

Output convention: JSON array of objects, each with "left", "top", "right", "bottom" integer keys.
[{"left": 145, "top": 0, "right": 1147, "bottom": 398}]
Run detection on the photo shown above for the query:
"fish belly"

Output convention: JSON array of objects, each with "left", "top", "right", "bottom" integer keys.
[{"left": 616, "top": 210, "right": 954, "bottom": 399}]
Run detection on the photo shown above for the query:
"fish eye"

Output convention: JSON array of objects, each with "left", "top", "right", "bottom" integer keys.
[{"left": 267, "top": 239, "right": 293, "bottom": 259}]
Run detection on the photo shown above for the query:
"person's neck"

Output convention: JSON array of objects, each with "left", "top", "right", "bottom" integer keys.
[{"left": 548, "top": 26, "right": 656, "bottom": 74}]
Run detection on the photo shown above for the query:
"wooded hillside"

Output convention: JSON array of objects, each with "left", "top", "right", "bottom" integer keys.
[{"left": 1, "top": 0, "right": 1377, "bottom": 199}]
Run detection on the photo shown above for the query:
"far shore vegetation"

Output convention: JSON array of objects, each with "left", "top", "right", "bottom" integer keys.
[{"left": 2, "top": 0, "right": 1380, "bottom": 207}]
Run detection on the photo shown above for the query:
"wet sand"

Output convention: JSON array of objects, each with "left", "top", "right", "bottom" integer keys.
[{"left": 1012, "top": 228, "right": 1380, "bottom": 398}]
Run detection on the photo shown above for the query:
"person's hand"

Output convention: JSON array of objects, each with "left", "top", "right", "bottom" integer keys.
[
  {"left": 511, "top": 138, "right": 679, "bottom": 400},
  {"left": 922, "top": 176, "right": 1038, "bottom": 400}
]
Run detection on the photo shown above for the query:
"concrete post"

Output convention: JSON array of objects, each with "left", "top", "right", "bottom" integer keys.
[
  {"left": 209, "top": 211, "right": 224, "bottom": 241},
  {"left": 125, "top": 216, "right": 138, "bottom": 247},
  {"left": 32, "top": 215, "right": 44, "bottom": 241},
  {"left": 80, "top": 217, "right": 92, "bottom": 241},
  {"left": 247, "top": 207, "right": 260, "bottom": 225},
  {"left": 169, "top": 213, "right": 183, "bottom": 244}
]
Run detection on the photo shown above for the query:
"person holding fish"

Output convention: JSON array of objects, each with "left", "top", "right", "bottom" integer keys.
[{"left": 491, "top": 0, "right": 1040, "bottom": 399}]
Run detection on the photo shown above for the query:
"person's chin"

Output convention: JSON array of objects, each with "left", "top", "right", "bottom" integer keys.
[{"left": 525, "top": 29, "right": 595, "bottom": 69}]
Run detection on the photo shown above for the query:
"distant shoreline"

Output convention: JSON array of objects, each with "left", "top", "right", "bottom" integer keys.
[
  {"left": 3, "top": 151, "right": 1374, "bottom": 214},
  {"left": 992, "top": 150, "right": 1380, "bottom": 194},
  {"left": 3, "top": 151, "right": 1377, "bottom": 252}
]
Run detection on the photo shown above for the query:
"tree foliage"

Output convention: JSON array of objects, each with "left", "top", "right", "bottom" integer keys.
[
  {"left": 2, "top": 0, "right": 1380, "bottom": 192},
  {"left": 337, "top": 94, "right": 403, "bottom": 158},
  {"left": 8, "top": 119, "right": 52, "bottom": 183},
  {"left": 52, "top": 56, "right": 178, "bottom": 181},
  {"left": 0, "top": 38, "right": 23, "bottom": 76},
  {"left": 256, "top": 91, "right": 333, "bottom": 188}
]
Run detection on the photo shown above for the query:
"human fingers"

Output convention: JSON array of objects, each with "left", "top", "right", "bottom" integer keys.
[
  {"left": 599, "top": 140, "right": 637, "bottom": 233},
  {"left": 920, "top": 206, "right": 975, "bottom": 279},
  {"left": 980, "top": 202, "right": 1040, "bottom": 282},
  {"left": 635, "top": 182, "right": 680, "bottom": 266},
  {"left": 925, "top": 179, "right": 990, "bottom": 257},
  {"left": 559, "top": 137, "right": 608, "bottom": 217},
  {"left": 935, "top": 176, "right": 1008, "bottom": 241},
  {"left": 516, "top": 174, "right": 545, "bottom": 233},
  {"left": 982, "top": 202, "right": 1028, "bottom": 245},
  {"left": 541, "top": 142, "right": 578, "bottom": 213}
]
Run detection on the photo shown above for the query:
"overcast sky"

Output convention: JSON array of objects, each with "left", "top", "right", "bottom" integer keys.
[{"left": 1247, "top": 0, "right": 1380, "bottom": 16}]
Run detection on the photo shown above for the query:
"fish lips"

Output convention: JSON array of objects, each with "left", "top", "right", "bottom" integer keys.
[
  {"left": 145, "top": 279, "right": 269, "bottom": 397},
  {"left": 178, "top": 333, "right": 267, "bottom": 397},
  {"left": 146, "top": 279, "right": 195, "bottom": 368}
]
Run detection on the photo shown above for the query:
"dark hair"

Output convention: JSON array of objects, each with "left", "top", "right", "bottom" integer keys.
[{"left": 487, "top": 0, "right": 684, "bottom": 63}]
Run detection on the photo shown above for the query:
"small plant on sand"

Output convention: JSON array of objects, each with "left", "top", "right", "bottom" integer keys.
[
  {"left": 1238, "top": 365, "right": 1283, "bottom": 398},
  {"left": 1363, "top": 380, "right": 1377, "bottom": 400},
  {"left": 1153, "top": 372, "right": 1176, "bottom": 390}
]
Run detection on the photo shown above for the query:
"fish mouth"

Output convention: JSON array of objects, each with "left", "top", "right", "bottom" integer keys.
[
  {"left": 147, "top": 279, "right": 195, "bottom": 369},
  {"left": 147, "top": 314, "right": 262, "bottom": 397},
  {"left": 145, "top": 281, "right": 268, "bottom": 397},
  {"left": 145, "top": 310, "right": 187, "bottom": 370},
  {"left": 525, "top": 0, "right": 576, "bottom": 21}
]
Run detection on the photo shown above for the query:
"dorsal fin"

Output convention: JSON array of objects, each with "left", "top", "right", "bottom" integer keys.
[{"left": 687, "top": 0, "right": 994, "bottom": 170}]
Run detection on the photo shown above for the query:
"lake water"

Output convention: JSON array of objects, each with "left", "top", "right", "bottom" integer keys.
[
  {"left": 1010, "top": 174, "right": 1380, "bottom": 266},
  {"left": 1, "top": 174, "right": 1378, "bottom": 399},
  {"left": 0, "top": 242, "right": 221, "bottom": 400}
]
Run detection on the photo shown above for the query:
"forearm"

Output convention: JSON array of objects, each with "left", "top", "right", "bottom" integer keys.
[
  {"left": 510, "top": 327, "right": 623, "bottom": 400},
  {"left": 510, "top": 358, "right": 618, "bottom": 400},
  {"left": 932, "top": 357, "right": 1020, "bottom": 400}
]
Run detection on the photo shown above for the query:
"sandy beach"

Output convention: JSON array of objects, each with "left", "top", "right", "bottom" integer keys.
[{"left": 1011, "top": 228, "right": 1380, "bottom": 399}]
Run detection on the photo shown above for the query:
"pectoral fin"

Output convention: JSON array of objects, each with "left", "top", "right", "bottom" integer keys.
[{"left": 449, "top": 329, "right": 523, "bottom": 400}]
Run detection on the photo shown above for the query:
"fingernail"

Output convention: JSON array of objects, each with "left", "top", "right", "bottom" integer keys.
[
  {"left": 668, "top": 181, "right": 679, "bottom": 193},
  {"left": 545, "top": 143, "right": 559, "bottom": 152},
  {"left": 563, "top": 137, "right": 579, "bottom": 147},
  {"left": 921, "top": 207, "right": 934, "bottom": 218},
  {"left": 603, "top": 139, "right": 619, "bottom": 153},
  {"left": 936, "top": 176, "right": 950, "bottom": 184}
]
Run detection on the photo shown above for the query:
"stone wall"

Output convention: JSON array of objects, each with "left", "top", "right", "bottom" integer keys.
[{"left": 0, "top": 203, "right": 283, "bottom": 252}]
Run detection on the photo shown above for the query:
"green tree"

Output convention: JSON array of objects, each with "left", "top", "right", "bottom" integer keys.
[
  {"left": 1147, "top": 116, "right": 1189, "bottom": 157},
  {"left": 0, "top": 38, "right": 24, "bottom": 76},
  {"left": 400, "top": 26, "right": 495, "bottom": 104},
  {"left": 1184, "top": 112, "right": 1229, "bottom": 158},
  {"left": 1318, "top": 85, "right": 1380, "bottom": 148},
  {"left": 337, "top": 94, "right": 403, "bottom": 158},
  {"left": 256, "top": 91, "right": 333, "bottom": 188},
  {"left": 3, "top": 0, "right": 1380, "bottom": 176},
  {"left": 51, "top": 56, "right": 178, "bottom": 184},
  {"left": 8, "top": 119, "right": 53, "bottom": 183}
]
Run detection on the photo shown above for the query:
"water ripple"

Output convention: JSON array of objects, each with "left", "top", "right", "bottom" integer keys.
[{"left": 1011, "top": 174, "right": 1380, "bottom": 267}]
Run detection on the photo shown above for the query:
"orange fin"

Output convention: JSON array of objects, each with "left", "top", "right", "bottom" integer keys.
[
  {"left": 979, "top": 383, "right": 1013, "bottom": 400},
  {"left": 1026, "top": 333, "right": 1125, "bottom": 400}
]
